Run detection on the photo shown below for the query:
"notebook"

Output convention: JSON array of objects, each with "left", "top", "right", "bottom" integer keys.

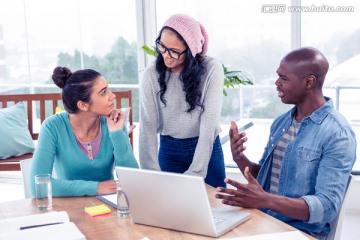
[
  {"left": 115, "top": 167, "right": 251, "bottom": 237},
  {"left": 0, "top": 211, "right": 85, "bottom": 240}
]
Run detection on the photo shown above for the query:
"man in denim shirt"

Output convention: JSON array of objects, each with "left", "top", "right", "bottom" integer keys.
[{"left": 216, "top": 47, "right": 356, "bottom": 239}]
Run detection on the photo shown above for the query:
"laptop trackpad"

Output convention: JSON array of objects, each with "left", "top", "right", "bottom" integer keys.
[{"left": 212, "top": 207, "right": 251, "bottom": 234}]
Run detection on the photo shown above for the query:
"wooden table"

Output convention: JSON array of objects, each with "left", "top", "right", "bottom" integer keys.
[{"left": 0, "top": 186, "right": 315, "bottom": 239}]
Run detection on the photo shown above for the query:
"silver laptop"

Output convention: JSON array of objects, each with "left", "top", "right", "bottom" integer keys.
[{"left": 115, "top": 167, "right": 251, "bottom": 237}]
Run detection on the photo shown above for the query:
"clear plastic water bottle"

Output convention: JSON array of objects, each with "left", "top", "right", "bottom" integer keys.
[{"left": 117, "top": 186, "right": 130, "bottom": 217}]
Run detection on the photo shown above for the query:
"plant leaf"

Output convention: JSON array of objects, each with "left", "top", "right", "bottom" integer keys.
[
  {"left": 223, "top": 64, "right": 254, "bottom": 90},
  {"left": 141, "top": 45, "right": 158, "bottom": 57}
]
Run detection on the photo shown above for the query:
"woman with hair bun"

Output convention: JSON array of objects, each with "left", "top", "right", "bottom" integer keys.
[
  {"left": 30, "top": 67, "right": 138, "bottom": 197},
  {"left": 139, "top": 14, "right": 226, "bottom": 187}
]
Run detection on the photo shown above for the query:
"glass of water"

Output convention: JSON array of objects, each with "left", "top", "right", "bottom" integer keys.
[
  {"left": 117, "top": 185, "right": 130, "bottom": 217},
  {"left": 34, "top": 174, "right": 52, "bottom": 210}
]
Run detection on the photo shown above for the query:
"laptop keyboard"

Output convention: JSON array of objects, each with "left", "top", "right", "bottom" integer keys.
[{"left": 213, "top": 217, "right": 225, "bottom": 226}]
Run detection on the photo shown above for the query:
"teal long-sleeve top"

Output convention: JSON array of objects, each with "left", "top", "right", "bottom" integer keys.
[{"left": 30, "top": 112, "right": 139, "bottom": 197}]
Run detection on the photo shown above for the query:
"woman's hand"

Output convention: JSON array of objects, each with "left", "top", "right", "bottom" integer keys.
[
  {"left": 98, "top": 180, "right": 117, "bottom": 195},
  {"left": 106, "top": 108, "right": 128, "bottom": 132}
]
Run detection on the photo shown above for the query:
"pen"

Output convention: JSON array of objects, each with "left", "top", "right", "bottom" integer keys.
[{"left": 19, "top": 222, "right": 64, "bottom": 230}]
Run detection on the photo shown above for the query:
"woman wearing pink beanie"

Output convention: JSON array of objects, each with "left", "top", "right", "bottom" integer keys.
[{"left": 139, "top": 14, "right": 225, "bottom": 188}]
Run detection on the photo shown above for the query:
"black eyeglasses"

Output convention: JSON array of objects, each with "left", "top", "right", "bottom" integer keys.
[{"left": 156, "top": 40, "right": 187, "bottom": 60}]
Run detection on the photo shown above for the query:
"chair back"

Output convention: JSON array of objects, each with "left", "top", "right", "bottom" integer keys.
[
  {"left": 327, "top": 174, "right": 355, "bottom": 240},
  {"left": 20, "top": 158, "right": 33, "bottom": 199},
  {"left": 20, "top": 158, "right": 57, "bottom": 199}
]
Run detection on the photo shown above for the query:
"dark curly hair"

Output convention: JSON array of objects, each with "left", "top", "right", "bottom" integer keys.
[
  {"left": 155, "top": 27, "right": 206, "bottom": 113},
  {"left": 52, "top": 66, "right": 101, "bottom": 114}
]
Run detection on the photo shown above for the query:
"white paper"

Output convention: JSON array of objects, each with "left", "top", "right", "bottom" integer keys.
[
  {"left": 97, "top": 193, "right": 118, "bottom": 208},
  {"left": 102, "top": 193, "right": 117, "bottom": 204},
  {"left": 0, "top": 211, "right": 69, "bottom": 232},
  {"left": 224, "top": 231, "right": 310, "bottom": 240},
  {"left": 0, "top": 211, "right": 85, "bottom": 240},
  {"left": 0, "top": 222, "right": 85, "bottom": 240}
]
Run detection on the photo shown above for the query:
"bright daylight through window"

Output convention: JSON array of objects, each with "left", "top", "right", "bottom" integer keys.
[{"left": 0, "top": 0, "right": 359, "bottom": 170}]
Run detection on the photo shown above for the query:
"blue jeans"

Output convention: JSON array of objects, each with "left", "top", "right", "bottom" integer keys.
[{"left": 158, "top": 135, "right": 226, "bottom": 188}]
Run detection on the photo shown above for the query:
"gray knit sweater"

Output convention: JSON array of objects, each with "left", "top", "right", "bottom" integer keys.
[{"left": 139, "top": 57, "right": 224, "bottom": 178}]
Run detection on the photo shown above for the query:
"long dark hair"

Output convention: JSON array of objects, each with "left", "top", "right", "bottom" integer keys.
[
  {"left": 155, "top": 27, "right": 206, "bottom": 113},
  {"left": 52, "top": 66, "right": 101, "bottom": 113}
]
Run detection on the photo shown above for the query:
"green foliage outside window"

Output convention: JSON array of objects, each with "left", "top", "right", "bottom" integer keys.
[
  {"left": 54, "top": 37, "right": 139, "bottom": 121},
  {"left": 56, "top": 37, "right": 138, "bottom": 84}
]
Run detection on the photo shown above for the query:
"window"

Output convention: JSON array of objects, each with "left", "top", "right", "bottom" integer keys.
[
  {"left": 302, "top": 0, "right": 360, "bottom": 170},
  {"left": 0, "top": 1, "right": 358, "bottom": 169},
  {"left": 155, "top": 0, "right": 359, "bottom": 169},
  {"left": 302, "top": 0, "right": 360, "bottom": 122},
  {"left": 156, "top": 0, "right": 291, "bottom": 124},
  {"left": 0, "top": 0, "right": 138, "bottom": 92}
]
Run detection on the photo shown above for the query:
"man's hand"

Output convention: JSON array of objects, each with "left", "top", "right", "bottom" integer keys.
[
  {"left": 215, "top": 167, "right": 310, "bottom": 221},
  {"left": 229, "top": 121, "right": 248, "bottom": 162},
  {"left": 215, "top": 167, "right": 267, "bottom": 208}
]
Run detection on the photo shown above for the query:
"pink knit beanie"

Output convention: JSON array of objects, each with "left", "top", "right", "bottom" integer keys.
[{"left": 163, "top": 14, "right": 208, "bottom": 57}]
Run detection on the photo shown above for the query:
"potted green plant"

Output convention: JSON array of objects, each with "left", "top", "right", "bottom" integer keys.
[{"left": 141, "top": 45, "right": 253, "bottom": 96}]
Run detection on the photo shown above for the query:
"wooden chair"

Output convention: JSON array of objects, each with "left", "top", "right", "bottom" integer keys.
[
  {"left": 0, "top": 90, "right": 133, "bottom": 171},
  {"left": 112, "top": 90, "right": 134, "bottom": 148}
]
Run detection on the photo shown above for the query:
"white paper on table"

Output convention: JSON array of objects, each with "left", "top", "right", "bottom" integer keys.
[
  {"left": 0, "top": 222, "right": 85, "bottom": 240},
  {"left": 0, "top": 211, "right": 69, "bottom": 232},
  {"left": 224, "top": 230, "right": 310, "bottom": 240},
  {"left": 0, "top": 211, "right": 85, "bottom": 240},
  {"left": 96, "top": 193, "right": 118, "bottom": 209}
]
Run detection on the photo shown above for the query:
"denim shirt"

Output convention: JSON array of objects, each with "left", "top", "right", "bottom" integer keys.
[{"left": 257, "top": 97, "right": 356, "bottom": 236}]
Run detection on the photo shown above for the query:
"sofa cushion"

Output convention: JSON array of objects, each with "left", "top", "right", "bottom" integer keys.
[{"left": 0, "top": 102, "right": 35, "bottom": 159}]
